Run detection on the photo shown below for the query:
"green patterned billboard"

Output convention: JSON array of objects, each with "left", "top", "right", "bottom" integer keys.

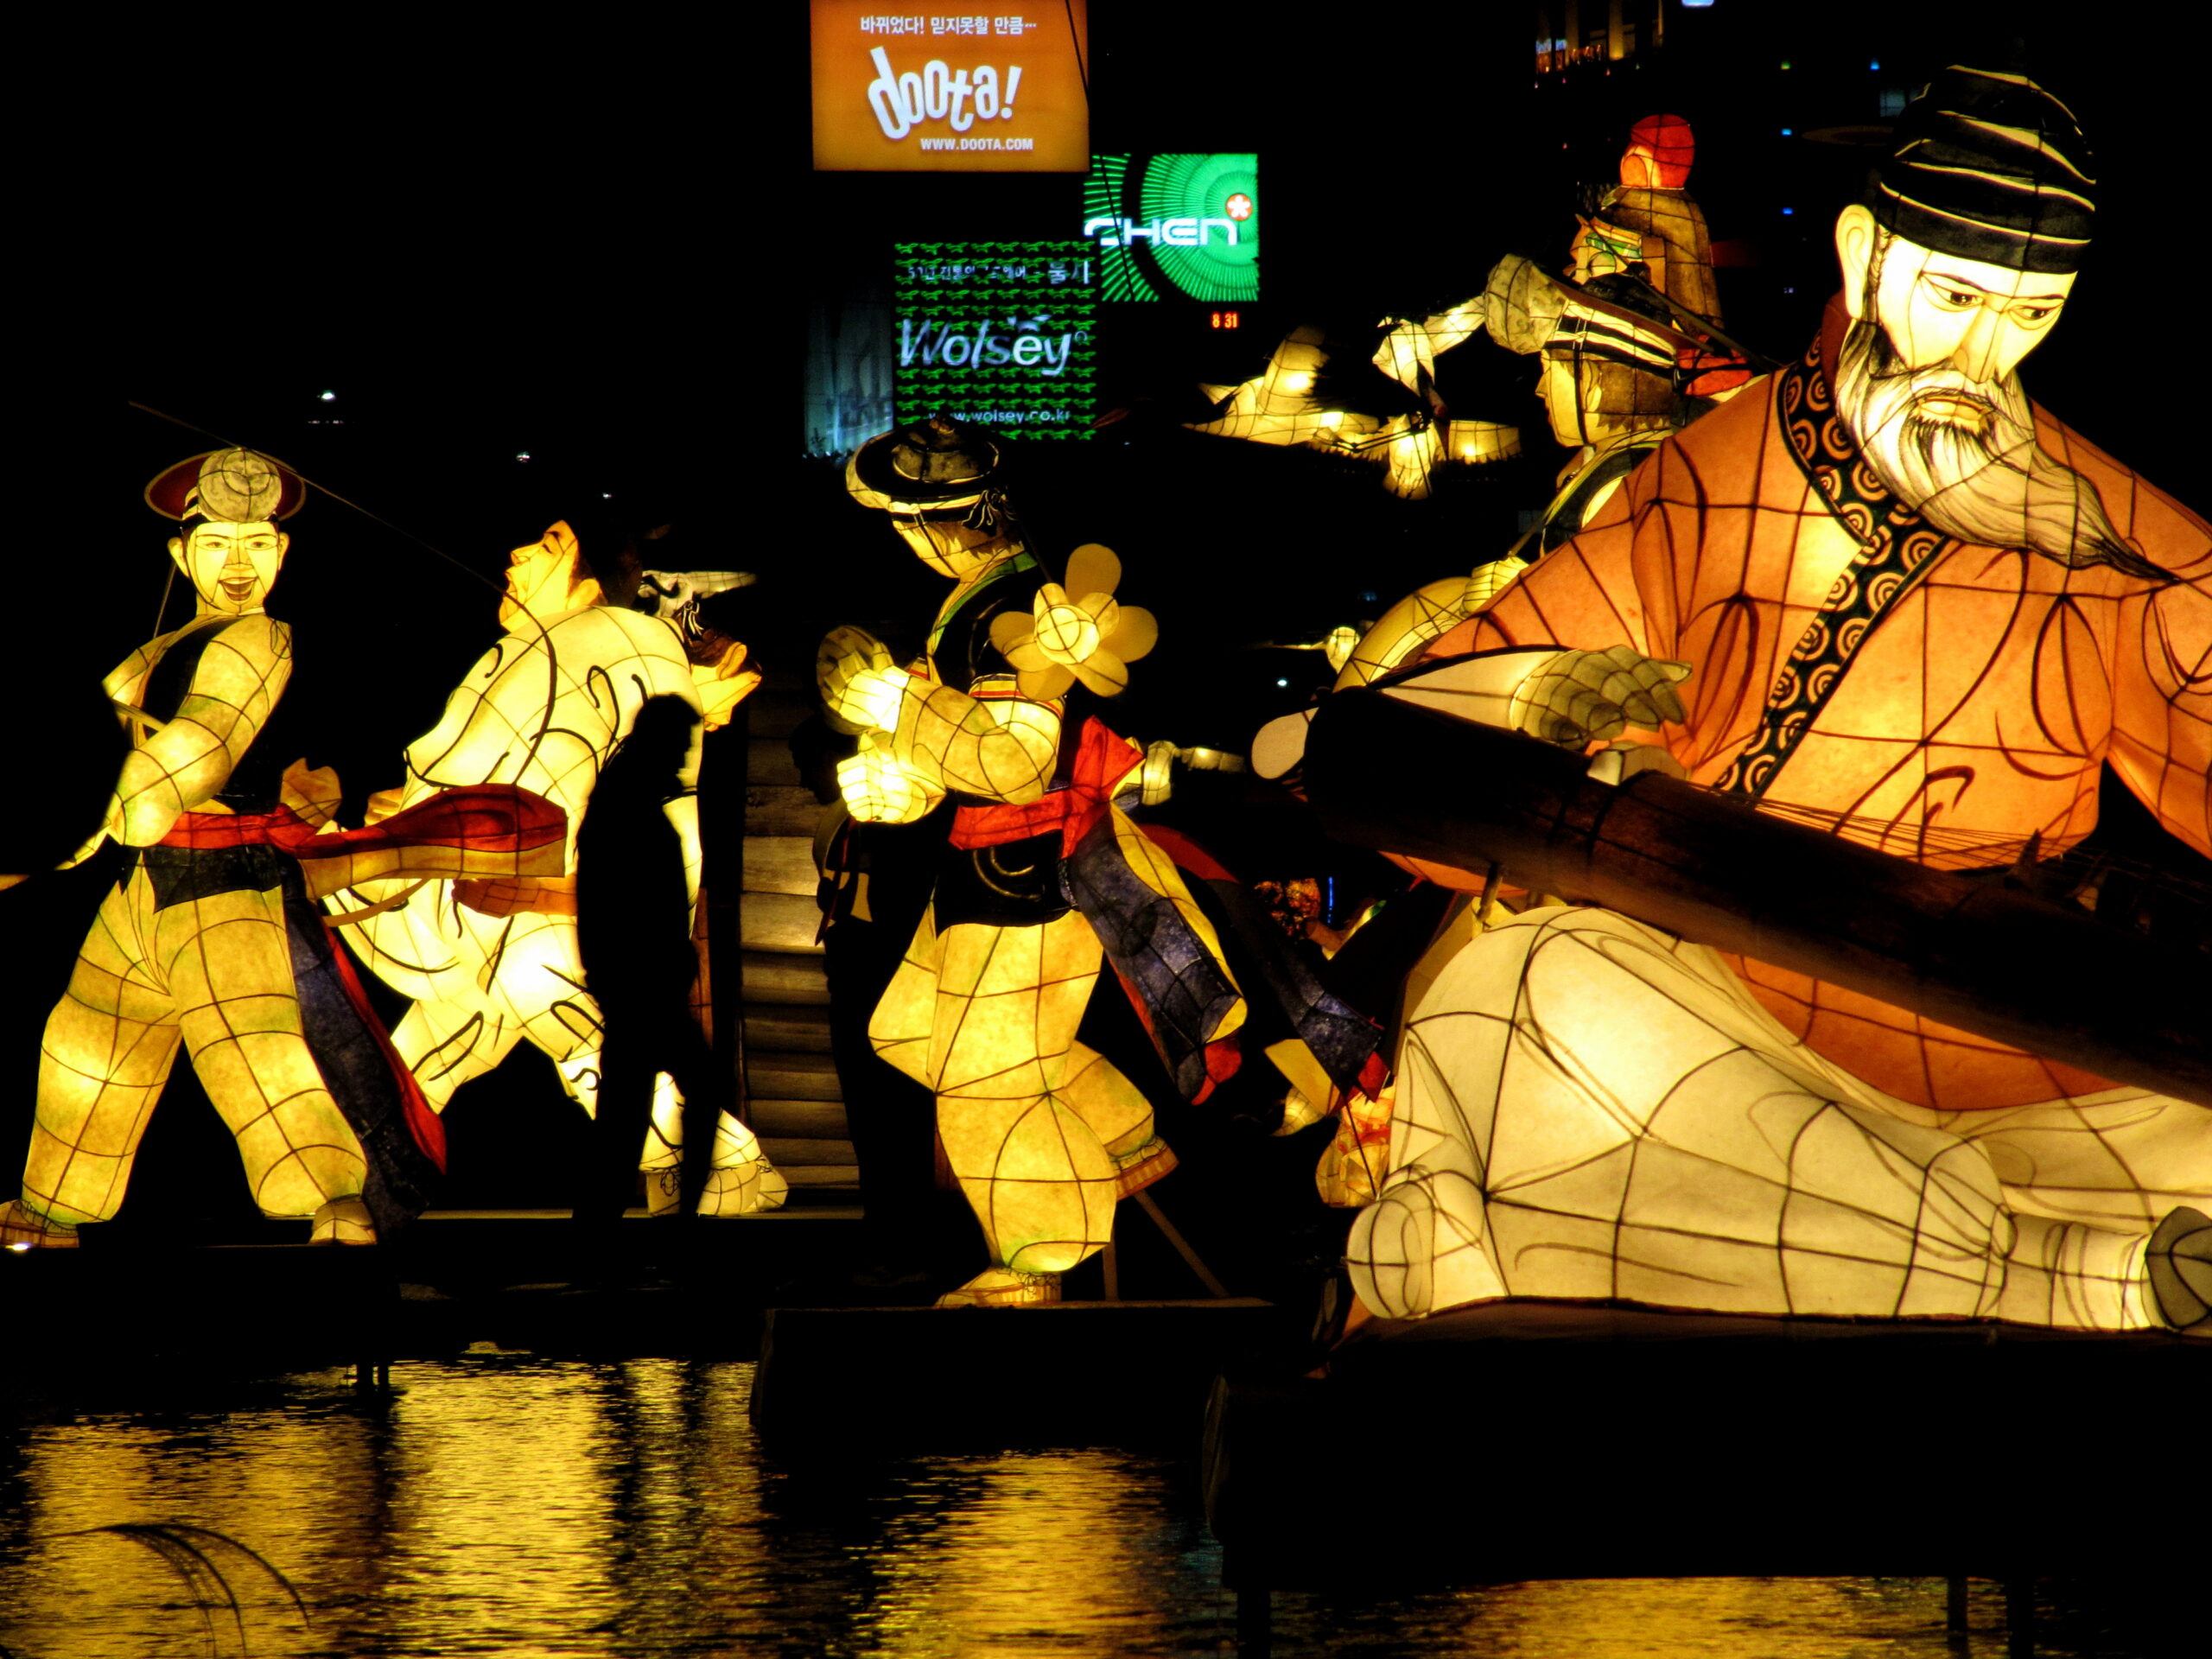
[{"left": 892, "top": 240, "right": 1097, "bottom": 440}]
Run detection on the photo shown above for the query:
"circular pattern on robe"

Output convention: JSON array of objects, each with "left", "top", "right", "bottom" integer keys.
[
  {"left": 1790, "top": 616, "right": 1831, "bottom": 661},
  {"left": 1898, "top": 524, "right": 1948, "bottom": 571}
]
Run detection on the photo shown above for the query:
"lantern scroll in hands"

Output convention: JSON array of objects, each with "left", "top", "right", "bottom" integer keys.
[
  {"left": 839, "top": 416, "right": 1244, "bottom": 1306},
  {"left": 1271, "top": 67, "right": 2212, "bottom": 1338}
]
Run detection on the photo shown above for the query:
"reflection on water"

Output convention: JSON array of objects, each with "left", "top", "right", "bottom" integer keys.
[{"left": 0, "top": 1358, "right": 2158, "bottom": 1657}]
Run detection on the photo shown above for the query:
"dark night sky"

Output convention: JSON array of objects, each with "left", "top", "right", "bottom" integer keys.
[{"left": 11, "top": 3, "right": 2198, "bottom": 1215}]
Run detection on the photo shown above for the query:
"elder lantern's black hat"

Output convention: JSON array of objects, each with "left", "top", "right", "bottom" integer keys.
[{"left": 1864, "top": 65, "right": 2094, "bottom": 274}]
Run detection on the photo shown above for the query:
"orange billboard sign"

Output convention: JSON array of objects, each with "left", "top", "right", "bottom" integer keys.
[{"left": 811, "top": 3, "right": 1089, "bottom": 173}]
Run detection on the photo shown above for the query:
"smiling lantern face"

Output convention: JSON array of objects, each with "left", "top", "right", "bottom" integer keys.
[{"left": 168, "top": 520, "right": 288, "bottom": 615}]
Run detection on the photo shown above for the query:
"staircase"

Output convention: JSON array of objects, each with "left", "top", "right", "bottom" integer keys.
[{"left": 736, "top": 678, "right": 858, "bottom": 1198}]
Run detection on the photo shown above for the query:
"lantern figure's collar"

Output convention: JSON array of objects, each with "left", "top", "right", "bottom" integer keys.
[
  {"left": 144, "top": 448, "right": 307, "bottom": 523},
  {"left": 849, "top": 415, "right": 1005, "bottom": 511}
]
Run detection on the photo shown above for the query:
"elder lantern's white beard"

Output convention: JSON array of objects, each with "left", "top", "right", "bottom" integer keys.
[{"left": 1834, "top": 318, "right": 2153, "bottom": 575}]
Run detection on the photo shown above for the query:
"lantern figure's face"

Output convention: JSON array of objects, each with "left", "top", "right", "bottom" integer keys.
[
  {"left": 1535, "top": 348, "right": 1591, "bottom": 447},
  {"left": 499, "top": 528, "right": 593, "bottom": 625},
  {"left": 168, "top": 520, "right": 286, "bottom": 614},
  {"left": 1839, "top": 205, "right": 2076, "bottom": 390},
  {"left": 893, "top": 508, "right": 1007, "bottom": 580}
]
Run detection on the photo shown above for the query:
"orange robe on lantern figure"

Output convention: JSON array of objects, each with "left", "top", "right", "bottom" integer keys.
[{"left": 1290, "top": 67, "right": 2211, "bottom": 1335}]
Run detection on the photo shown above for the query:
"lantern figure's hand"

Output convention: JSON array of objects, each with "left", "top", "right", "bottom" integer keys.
[
  {"left": 837, "top": 733, "right": 944, "bottom": 823},
  {"left": 817, "top": 626, "right": 906, "bottom": 734},
  {"left": 1512, "top": 645, "right": 1692, "bottom": 747}
]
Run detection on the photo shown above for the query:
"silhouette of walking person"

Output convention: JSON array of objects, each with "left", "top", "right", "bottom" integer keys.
[{"left": 574, "top": 695, "right": 728, "bottom": 1226}]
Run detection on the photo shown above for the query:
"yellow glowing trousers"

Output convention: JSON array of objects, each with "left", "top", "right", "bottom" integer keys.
[
  {"left": 871, "top": 906, "right": 1168, "bottom": 1275},
  {"left": 1350, "top": 906, "right": 2212, "bottom": 1330},
  {"left": 26, "top": 868, "right": 369, "bottom": 1227}
]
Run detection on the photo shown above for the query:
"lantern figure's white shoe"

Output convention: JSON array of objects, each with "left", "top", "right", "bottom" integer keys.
[
  {"left": 0, "top": 1200, "right": 78, "bottom": 1250},
  {"left": 936, "top": 1268, "right": 1062, "bottom": 1307},
  {"left": 642, "top": 1155, "right": 791, "bottom": 1217},
  {"left": 698, "top": 1157, "right": 789, "bottom": 1217},
  {"left": 2147, "top": 1206, "right": 2212, "bottom": 1336},
  {"left": 308, "top": 1198, "right": 378, "bottom": 1246}
]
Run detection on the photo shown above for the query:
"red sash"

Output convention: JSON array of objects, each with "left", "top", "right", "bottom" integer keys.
[
  {"left": 947, "top": 719, "right": 1143, "bottom": 858},
  {"left": 157, "top": 784, "right": 564, "bottom": 860}
]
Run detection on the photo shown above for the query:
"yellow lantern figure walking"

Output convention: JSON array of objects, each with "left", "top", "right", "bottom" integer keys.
[
  {"left": 6, "top": 453, "right": 387, "bottom": 1245},
  {"left": 833, "top": 417, "right": 1244, "bottom": 1306}
]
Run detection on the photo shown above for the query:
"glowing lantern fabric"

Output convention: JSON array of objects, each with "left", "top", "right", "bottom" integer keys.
[
  {"left": 1350, "top": 906, "right": 2185, "bottom": 1330},
  {"left": 1415, "top": 302, "right": 2210, "bottom": 1113},
  {"left": 1332, "top": 68, "right": 2212, "bottom": 1333},
  {"left": 839, "top": 418, "right": 1244, "bottom": 1305},
  {"left": 328, "top": 524, "right": 785, "bottom": 1217},
  {"left": 7, "top": 453, "right": 561, "bottom": 1248}
]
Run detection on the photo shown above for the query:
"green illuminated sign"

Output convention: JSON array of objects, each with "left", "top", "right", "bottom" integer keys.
[
  {"left": 893, "top": 240, "right": 1097, "bottom": 441},
  {"left": 1083, "top": 154, "right": 1259, "bottom": 302}
]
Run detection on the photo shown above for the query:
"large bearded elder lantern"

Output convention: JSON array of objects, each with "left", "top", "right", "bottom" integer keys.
[{"left": 1833, "top": 65, "right": 2166, "bottom": 580}]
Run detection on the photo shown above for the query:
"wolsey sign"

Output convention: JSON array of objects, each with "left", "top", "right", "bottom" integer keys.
[
  {"left": 811, "top": 2, "right": 1090, "bottom": 173},
  {"left": 893, "top": 242, "right": 1097, "bottom": 440}
]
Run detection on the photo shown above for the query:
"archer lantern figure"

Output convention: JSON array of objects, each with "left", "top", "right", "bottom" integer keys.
[
  {"left": 326, "top": 520, "right": 785, "bottom": 1217},
  {"left": 830, "top": 416, "right": 1246, "bottom": 1306},
  {"left": 1340, "top": 258, "right": 1713, "bottom": 690},
  {"left": 1, "top": 452, "right": 563, "bottom": 1249},
  {"left": 1274, "top": 67, "right": 2212, "bottom": 1335}
]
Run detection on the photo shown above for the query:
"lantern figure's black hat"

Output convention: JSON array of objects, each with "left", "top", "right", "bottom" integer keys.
[
  {"left": 848, "top": 414, "right": 1005, "bottom": 511},
  {"left": 1865, "top": 65, "right": 2094, "bottom": 274}
]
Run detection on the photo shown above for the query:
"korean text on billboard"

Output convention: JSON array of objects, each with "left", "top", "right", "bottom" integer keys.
[
  {"left": 893, "top": 241, "right": 1096, "bottom": 441},
  {"left": 813, "top": 2, "right": 1089, "bottom": 172}
]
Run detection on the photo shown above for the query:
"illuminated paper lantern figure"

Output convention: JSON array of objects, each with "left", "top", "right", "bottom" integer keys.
[
  {"left": 1184, "top": 327, "right": 1482, "bottom": 499},
  {"left": 1571, "top": 115, "right": 1720, "bottom": 321},
  {"left": 836, "top": 416, "right": 1245, "bottom": 1305},
  {"left": 1, "top": 452, "right": 564, "bottom": 1249},
  {"left": 1577, "top": 114, "right": 1751, "bottom": 400},
  {"left": 327, "top": 523, "right": 785, "bottom": 1217},
  {"left": 1338, "top": 257, "right": 1703, "bottom": 692},
  {"left": 1298, "top": 67, "right": 2212, "bottom": 1333}
]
